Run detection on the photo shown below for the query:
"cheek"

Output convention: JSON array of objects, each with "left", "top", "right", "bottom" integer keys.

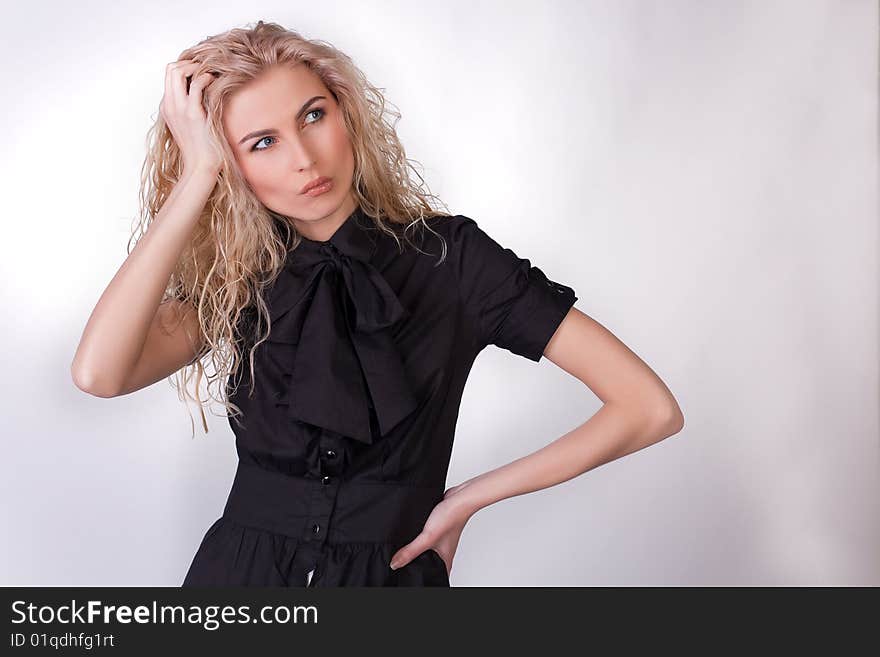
[
  {"left": 244, "top": 157, "right": 282, "bottom": 189},
  {"left": 336, "top": 137, "right": 354, "bottom": 170},
  {"left": 327, "top": 117, "right": 354, "bottom": 163}
]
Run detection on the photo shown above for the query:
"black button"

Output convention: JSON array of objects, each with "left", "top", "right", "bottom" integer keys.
[
  {"left": 324, "top": 449, "right": 336, "bottom": 459},
  {"left": 312, "top": 523, "right": 321, "bottom": 534},
  {"left": 322, "top": 476, "right": 331, "bottom": 485}
]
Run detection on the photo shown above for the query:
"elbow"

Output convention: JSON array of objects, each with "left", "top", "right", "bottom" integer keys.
[
  {"left": 653, "top": 401, "right": 685, "bottom": 437},
  {"left": 70, "top": 362, "right": 120, "bottom": 398}
]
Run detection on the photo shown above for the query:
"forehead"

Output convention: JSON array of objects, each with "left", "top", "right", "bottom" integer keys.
[{"left": 222, "top": 64, "right": 328, "bottom": 136}]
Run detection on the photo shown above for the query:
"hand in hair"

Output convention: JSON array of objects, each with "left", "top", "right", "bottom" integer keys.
[{"left": 159, "top": 59, "right": 223, "bottom": 175}]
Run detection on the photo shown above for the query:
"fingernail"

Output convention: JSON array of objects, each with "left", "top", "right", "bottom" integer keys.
[{"left": 389, "top": 560, "right": 401, "bottom": 570}]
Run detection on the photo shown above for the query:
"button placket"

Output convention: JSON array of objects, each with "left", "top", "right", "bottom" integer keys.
[
  {"left": 301, "top": 468, "right": 340, "bottom": 549},
  {"left": 299, "top": 437, "right": 345, "bottom": 558}
]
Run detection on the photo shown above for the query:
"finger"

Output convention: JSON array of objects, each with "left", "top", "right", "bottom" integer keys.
[
  {"left": 164, "top": 62, "right": 191, "bottom": 114},
  {"left": 168, "top": 61, "right": 202, "bottom": 107},
  {"left": 173, "top": 65, "right": 196, "bottom": 104},
  {"left": 170, "top": 60, "right": 200, "bottom": 71},
  {"left": 389, "top": 534, "right": 434, "bottom": 570},
  {"left": 187, "top": 72, "right": 217, "bottom": 101},
  {"left": 164, "top": 63, "right": 178, "bottom": 115},
  {"left": 184, "top": 74, "right": 215, "bottom": 119}
]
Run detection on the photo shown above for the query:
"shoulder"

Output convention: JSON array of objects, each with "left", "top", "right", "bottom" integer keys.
[
  {"left": 422, "top": 212, "right": 479, "bottom": 240},
  {"left": 378, "top": 212, "right": 514, "bottom": 279},
  {"left": 417, "top": 213, "right": 502, "bottom": 262},
  {"left": 423, "top": 213, "right": 522, "bottom": 274},
  {"left": 374, "top": 213, "right": 480, "bottom": 264}
]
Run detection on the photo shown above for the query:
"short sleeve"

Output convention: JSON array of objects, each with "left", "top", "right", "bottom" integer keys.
[{"left": 448, "top": 214, "right": 578, "bottom": 361}]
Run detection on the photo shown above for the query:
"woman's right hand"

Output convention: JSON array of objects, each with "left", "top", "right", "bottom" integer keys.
[{"left": 159, "top": 59, "right": 222, "bottom": 175}]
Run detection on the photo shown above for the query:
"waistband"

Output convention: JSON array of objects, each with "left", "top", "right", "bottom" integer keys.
[{"left": 221, "top": 460, "right": 445, "bottom": 547}]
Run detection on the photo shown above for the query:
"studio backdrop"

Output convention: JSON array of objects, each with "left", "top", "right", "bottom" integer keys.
[{"left": 0, "top": 0, "right": 876, "bottom": 586}]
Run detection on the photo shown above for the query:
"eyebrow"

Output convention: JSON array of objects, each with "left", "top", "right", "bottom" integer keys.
[{"left": 237, "top": 95, "right": 327, "bottom": 145}]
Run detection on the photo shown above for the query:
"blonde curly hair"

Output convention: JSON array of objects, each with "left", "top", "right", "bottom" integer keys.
[{"left": 129, "top": 20, "right": 450, "bottom": 437}]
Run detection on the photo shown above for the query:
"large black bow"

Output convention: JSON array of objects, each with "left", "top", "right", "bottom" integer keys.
[{"left": 265, "top": 209, "right": 418, "bottom": 445}]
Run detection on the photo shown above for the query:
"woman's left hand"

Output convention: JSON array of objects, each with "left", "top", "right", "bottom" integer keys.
[{"left": 388, "top": 480, "right": 476, "bottom": 576}]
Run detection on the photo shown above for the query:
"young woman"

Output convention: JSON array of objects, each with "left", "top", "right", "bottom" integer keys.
[{"left": 71, "top": 20, "right": 684, "bottom": 587}]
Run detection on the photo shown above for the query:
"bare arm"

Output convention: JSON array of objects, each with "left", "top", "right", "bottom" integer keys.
[
  {"left": 389, "top": 308, "right": 685, "bottom": 572},
  {"left": 71, "top": 168, "right": 218, "bottom": 397},
  {"left": 451, "top": 307, "right": 685, "bottom": 513},
  {"left": 71, "top": 59, "right": 223, "bottom": 398}
]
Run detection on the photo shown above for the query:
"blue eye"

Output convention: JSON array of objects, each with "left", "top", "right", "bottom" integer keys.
[
  {"left": 304, "top": 107, "right": 325, "bottom": 124},
  {"left": 251, "top": 108, "right": 325, "bottom": 152},
  {"left": 252, "top": 136, "right": 275, "bottom": 151}
]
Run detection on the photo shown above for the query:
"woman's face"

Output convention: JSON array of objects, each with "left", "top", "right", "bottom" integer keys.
[{"left": 222, "top": 63, "right": 357, "bottom": 240}]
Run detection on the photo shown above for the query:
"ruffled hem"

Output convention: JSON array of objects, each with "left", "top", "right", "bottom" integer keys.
[{"left": 181, "top": 516, "right": 449, "bottom": 587}]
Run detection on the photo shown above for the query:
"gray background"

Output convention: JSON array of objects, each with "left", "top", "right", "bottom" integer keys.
[{"left": 1, "top": 0, "right": 876, "bottom": 585}]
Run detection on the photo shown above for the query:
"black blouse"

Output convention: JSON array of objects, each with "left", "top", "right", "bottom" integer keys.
[{"left": 182, "top": 206, "right": 578, "bottom": 587}]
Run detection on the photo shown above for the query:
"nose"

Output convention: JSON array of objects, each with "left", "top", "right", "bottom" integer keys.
[{"left": 284, "top": 136, "right": 317, "bottom": 172}]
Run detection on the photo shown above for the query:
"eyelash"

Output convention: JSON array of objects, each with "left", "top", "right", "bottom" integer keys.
[{"left": 251, "top": 108, "right": 325, "bottom": 152}]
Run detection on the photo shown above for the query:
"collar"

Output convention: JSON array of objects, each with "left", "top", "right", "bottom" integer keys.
[
  {"left": 290, "top": 205, "right": 377, "bottom": 263},
  {"left": 263, "top": 207, "right": 418, "bottom": 445}
]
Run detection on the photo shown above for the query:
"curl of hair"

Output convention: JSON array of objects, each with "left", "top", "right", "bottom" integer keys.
[{"left": 130, "top": 20, "right": 450, "bottom": 438}]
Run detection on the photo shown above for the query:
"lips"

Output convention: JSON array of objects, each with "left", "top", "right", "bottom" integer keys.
[{"left": 300, "top": 176, "right": 332, "bottom": 195}]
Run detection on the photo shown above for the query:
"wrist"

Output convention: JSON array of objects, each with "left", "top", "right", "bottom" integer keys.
[
  {"left": 448, "top": 478, "right": 489, "bottom": 518},
  {"left": 183, "top": 163, "right": 221, "bottom": 182}
]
